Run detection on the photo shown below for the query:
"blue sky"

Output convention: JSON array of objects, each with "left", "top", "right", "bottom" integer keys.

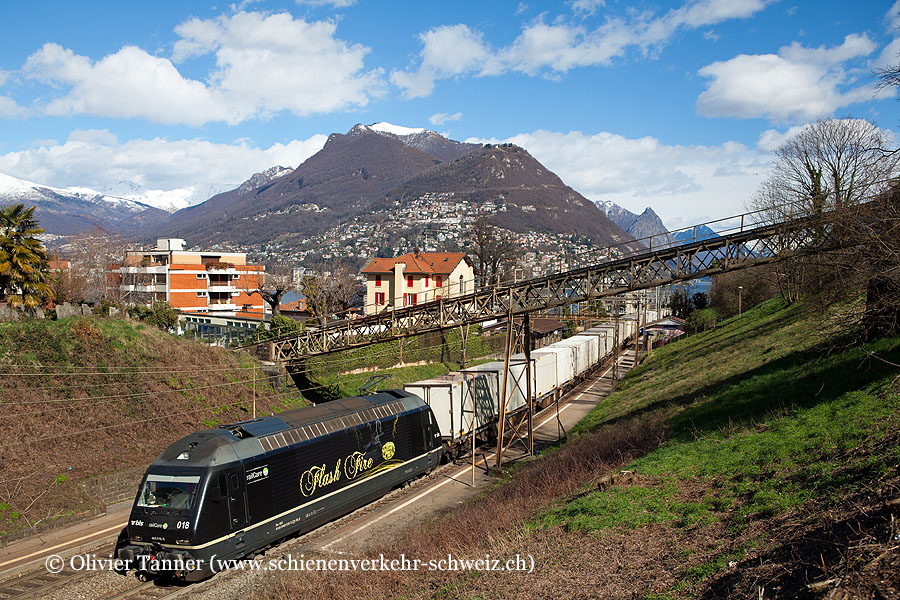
[{"left": 1, "top": 0, "right": 898, "bottom": 228}]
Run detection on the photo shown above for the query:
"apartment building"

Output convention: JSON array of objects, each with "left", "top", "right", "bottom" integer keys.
[
  {"left": 117, "top": 238, "right": 266, "bottom": 317},
  {"left": 361, "top": 252, "right": 475, "bottom": 315}
]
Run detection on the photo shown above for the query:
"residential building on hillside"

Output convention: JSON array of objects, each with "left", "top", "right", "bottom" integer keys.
[
  {"left": 115, "top": 238, "right": 266, "bottom": 318},
  {"left": 360, "top": 252, "right": 475, "bottom": 315}
]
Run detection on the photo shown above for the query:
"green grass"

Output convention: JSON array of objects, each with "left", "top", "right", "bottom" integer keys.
[
  {"left": 532, "top": 297, "right": 900, "bottom": 588},
  {"left": 315, "top": 357, "right": 495, "bottom": 398}
]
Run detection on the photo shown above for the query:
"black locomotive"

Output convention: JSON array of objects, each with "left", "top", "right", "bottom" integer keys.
[{"left": 115, "top": 390, "right": 442, "bottom": 581}]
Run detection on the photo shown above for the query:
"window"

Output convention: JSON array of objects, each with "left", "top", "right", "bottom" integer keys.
[
  {"left": 425, "top": 276, "right": 430, "bottom": 287},
  {"left": 459, "top": 275, "right": 465, "bottom": 294},
  {"left": 407, "top": 275, "right": 414, "bottom": 288},
  {"left": 404, "top": 293, "right": 417, "bottom": 306},
  {"left": 138, "top": 474, "right": 200, "bottom": 510},
  {"left": 197, "top": 291, "right": 207, "bottom": 297},
  {"left": 436, "top": 275, "right": 442, "bottom": 288},
  {"left": 375, "top": 274, "right": 382, "bottom": 287},
  {"left": 196, "top": 273, "right": 207, "bottom": 279},
  {"left": 375, "top": 292, "right": 385, "bottom": 305}
]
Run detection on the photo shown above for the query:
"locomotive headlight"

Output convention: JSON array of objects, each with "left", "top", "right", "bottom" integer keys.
[{"left": 176, "top": 539, "right": 190, "bottom": 545}]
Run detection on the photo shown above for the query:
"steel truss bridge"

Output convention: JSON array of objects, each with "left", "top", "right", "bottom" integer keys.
[{"left": 247, "top": 202, "right": 852, "bottom": 364}]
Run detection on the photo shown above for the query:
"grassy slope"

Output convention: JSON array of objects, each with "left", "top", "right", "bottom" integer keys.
[
  {"left": 535, "top": 298, "right": 900, "bottom": 597},
  {"left": 0, "top": 316, "right": 305, "bottom": 537},
  {"left": 267, "top": 297, "right": 900, "bottom": 600},
  {"left": 305, "top": 325, "right": 498, "bottom": 400}
]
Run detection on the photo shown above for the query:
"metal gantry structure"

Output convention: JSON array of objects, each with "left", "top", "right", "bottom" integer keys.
[{"left": 248, "top": 203, "right": 840, "bottom": 364}]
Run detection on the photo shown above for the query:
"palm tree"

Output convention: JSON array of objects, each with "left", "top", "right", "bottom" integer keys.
[{"left": 0, "top": 204, "right": 53, "bottom": 309}]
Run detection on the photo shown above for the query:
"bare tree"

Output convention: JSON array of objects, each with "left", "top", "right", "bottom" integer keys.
[
  {"left": 750, "top": 118, "right": 900, "bottom": 336},
  {"left": 47, "top": 262, "right": 89, "bottom": 304},
  {"left": 67, "top": 228, "right": 130, "bottom": 302},
  {"left": 300, "top": 264, "right": 362, "bottom": 326},
  {"left": 752, "top": 118, "right": 898, "bottom": 223},
  {"left": 244, "top": 263, "right": 295, "bottom": 317},
  {"left": 468, "top": 218, "right": 517, "bottom": 288}
]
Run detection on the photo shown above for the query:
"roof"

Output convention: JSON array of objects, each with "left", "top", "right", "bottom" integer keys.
[
  {"left": 644, "top": 317, "right": 686, "bottom": 329},
  {"left": 150, "top": 391, "right": 427, "bottom": 468},
  {"left": 361, "top": 252, "right": 469, "bottom": 275},
  {"left": 279, "top": 299, "right": 308, "bottom": 312},
  {"left": 484, "top": 317, "right": 564, "bottom": 336}
]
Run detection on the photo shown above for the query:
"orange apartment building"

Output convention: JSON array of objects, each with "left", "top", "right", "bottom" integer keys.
[
  {"left": 117, "top": 238, "right": 266, "bottom": 318},
  {"left": 360, "top": 252, "right": 475, "bottom": 316}
]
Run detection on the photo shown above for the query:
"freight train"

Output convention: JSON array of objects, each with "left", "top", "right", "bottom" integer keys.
[
  {"left": 115, "top": 391, "right": 442, "bottom": 582},
  {"left": 403, "top": 315, "right": 646, "bottom": 456},
  {"left": 116, "top": 315, "right": 648, "bottom": 581}
]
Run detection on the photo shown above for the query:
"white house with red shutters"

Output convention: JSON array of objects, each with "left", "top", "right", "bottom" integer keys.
[{"left": 360, "top": 252, "right": 476, "bottom": 315}]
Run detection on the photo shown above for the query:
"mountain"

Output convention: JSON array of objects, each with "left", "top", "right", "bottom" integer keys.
[
  {"left": 361, "top": 122, "right": 480, "bottom": 162},
  {"left": 159, "top": 125, "right": 636, "bottom": 255},
  {"left": 372, "top": 143, "right": 635, "bottom": 248},
  {"left": 0, "top": 172, "right": 168, "bottom": 235},
  {"left": 162, "top": 125, "right": 472, "bottom": 247},
  {"left": 99, "top": 181, "right": 237, "bottom": 213},
  {"left": 672, "top": 224, "right": 718, "bottom": 243},
  {"left": 596, "top": 201, "right": 675, "bottom": 249}
]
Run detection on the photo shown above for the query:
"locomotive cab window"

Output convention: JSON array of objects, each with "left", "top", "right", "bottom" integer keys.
[{"left": 138, "top": 474, "right": 201, "bottom": 510}]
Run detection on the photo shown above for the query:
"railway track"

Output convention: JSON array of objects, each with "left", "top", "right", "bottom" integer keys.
[
  {"left": 0, "top": 353, "right": 632, "bottom": 600},
  {"left": 0, "top": 565, "right": 91, "bottom": 600}
]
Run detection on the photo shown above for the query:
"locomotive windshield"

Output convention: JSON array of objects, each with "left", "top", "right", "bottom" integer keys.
[{"left": 137, "top": 474, "right": 201, "bottom": 510}]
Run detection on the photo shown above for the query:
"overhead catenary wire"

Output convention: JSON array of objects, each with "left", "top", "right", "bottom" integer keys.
[{"left": 21, "top": 392, "right": 289, "bottom": 443}]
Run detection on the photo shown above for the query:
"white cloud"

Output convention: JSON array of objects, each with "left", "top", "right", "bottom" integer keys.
[
  {"left": 0, "top": 131, "right": 327, "bottom": 191},
  {"left": 877, "top": 2, "right": 900, "bottom": 68},
  {"left": 24, "top": 43, "right": 228, "bottom": 126},
  {"left": 174, "top": 11, "right": 383, "bottom": 120},
  {"left": 569, "top": 0, "right": 605, "bottom": 16},
  {"left": 0, "top": 96, "right": 27, "bottom": 119},
  {"left": 392, "top": 0, "right": 772, "bottom": 97},
  {"left": 428, "top": 112, "right": 462, "bottom": 125},
  {"left": 756, "top": 126, "right": 806, "bottom": 152},
  {"left": 887, "top": 1, "right": 900, "bottom": 30},
  {"left": 467, "top": 129, "right": 771, "bottom": 228},
  {"left": 390, "top": 24, "right": 493, "bottom": 98},
  {"left": 696, "top": 34, "right": 888, "bottom": 122},
  {"left": 18, "top": 11, "right": 381, "bottom": 126},
  {"left": 295, "top": 0, "right": 357, "bottom": 7}
]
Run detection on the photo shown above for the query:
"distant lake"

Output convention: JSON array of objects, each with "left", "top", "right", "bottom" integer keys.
[{"left": 282, "top": 291, "right": 304, "bottom": 304}]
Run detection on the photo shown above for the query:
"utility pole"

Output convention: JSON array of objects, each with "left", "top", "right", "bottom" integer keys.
[
  {"left": 634, "top": 293, "right": 640, "bottom": 365},
  {"left": 252, "top": 368, "right": 257, "bottom": 419},
  {"left": 495, "top": 305, "right": 514, "bottom": 470},
  {"left": 524, "top": 313, "right": 533, "bottom": 456},
  {"left": 613, "top": 299, "right": 620, "bottom": 380},
  {"left": 738, "top": 285, "right": 743, "bottom": 315}
]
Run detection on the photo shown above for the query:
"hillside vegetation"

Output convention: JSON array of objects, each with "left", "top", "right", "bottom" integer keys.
[
  {"left": 0, "top": 315, "right": 304, "bottom": 539},
  {"left": 266, "top": 297, "right": 900, "bottom": 599}
]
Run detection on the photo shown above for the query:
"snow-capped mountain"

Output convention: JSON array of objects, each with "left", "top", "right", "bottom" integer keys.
[
  {"left": 0, "top": 172, "right": 151, "bottom": 213},
  {"left": 235, "top": 165, "right": 292, "bottom": 195},
  {"left": 98, "top": 180, "right": 237, "bottom": 213},
  {"left": 0, "top": 172, "right": 168, "bottom": 235},
  {"left": 350, "top": 122, "right": 480, "bottom": 162}
]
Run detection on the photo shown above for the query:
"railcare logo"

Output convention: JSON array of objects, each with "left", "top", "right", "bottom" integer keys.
[{"left": 247, "top": 465, "right": 269, "bottom": 484}]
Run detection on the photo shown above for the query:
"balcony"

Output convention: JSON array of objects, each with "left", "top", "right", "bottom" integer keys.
[{"left": 208, "top": 283, "right": 237, "bottom": 292}]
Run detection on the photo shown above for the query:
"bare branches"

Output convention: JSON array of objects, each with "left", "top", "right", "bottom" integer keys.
[
  {"left": 468, "top": 218, "right": 518, "bottom": 287},
  {"left": 749, "top": 118, "right": 900, "bottom": 337},
  {"left": 300, "top": 264, "right": 360, "bottom": 326},
  {"left": 242, "top": 263, "right": 295, "bottom": 316}
]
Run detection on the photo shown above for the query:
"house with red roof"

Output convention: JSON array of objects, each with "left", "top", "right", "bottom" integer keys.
[{"left": 360, "top": 252, "right": 475, "bottom": 315}]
